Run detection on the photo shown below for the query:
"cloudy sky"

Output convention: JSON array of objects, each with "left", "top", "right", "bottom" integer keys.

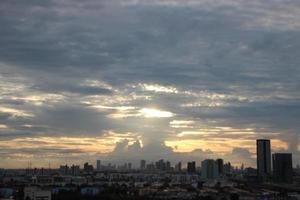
[{"left": 1, "top": 0, "right": 300, "bottom": 168}]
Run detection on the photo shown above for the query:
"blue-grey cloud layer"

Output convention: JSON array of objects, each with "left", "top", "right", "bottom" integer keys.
[{"left": 0, "top": 0, "right": 300, "bottom": 167}]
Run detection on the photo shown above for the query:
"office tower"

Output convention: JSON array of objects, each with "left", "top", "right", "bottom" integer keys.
[
  {"left": 166, "top": 161, "right": 171, "bottom": 171},
  {"left": 71, "top": 165, "right": 80, "bottom": 176},
  {"left": 128, "top": 162, "right": 132, "bottom": 170},
  {"left": 97, "top": 160, "right": 101, "bottom": 170},
  {"left": 201, "top": 159, "right": 219, "bottom": 179},
  {"left": 175, "top": 162, "right": 182, "bottom": 172},
  {"left": 187, "top": 161, "right": 196, "bottom": 173},
  {"left": 146, "top": 163, "right": 155, "bottom": 171},
  {"left": 156, "top": 159, "right": 166, "bottom": 171},
  {"left": 257, "top": 139, "right": 271, "bottom": 180},
  {"left": 216, "top": 158, "right": 224, "bottom": 175},
  {"left": 140, "top": 160, "right": 146, "bottom": 169},
  {"left": 224, "top": 162, "right": 232, "bottom": 175},
  {"left": 272, "top": 153, "right": 293, "bottom": 183},
  {"left": 59, "top": 164, "right": 69, "bottom": 175},
  {"left": 84, "top": 162, "right": 94, "bottom": 173}
]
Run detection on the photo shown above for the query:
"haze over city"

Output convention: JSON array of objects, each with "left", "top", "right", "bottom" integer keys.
[{"left": 1, "top": 0, "right": 300, "bottom": 169}]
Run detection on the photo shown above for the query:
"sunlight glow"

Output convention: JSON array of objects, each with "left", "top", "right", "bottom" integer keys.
[
  {"left": 139, "top": 83, "right": 178, "bottom": 94},
  {"left": 139, "top": 108, "right": 174, "bottom": 118},
  {"left": 0, "top": 106, "right": 34, "bottom": 117},
  {"left": 0, "top": 124, "right": 8, "bottom": 129}
]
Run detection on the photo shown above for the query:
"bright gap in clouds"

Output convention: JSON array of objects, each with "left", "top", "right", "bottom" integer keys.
[{"left": 139, "top": 108, "right": 174, "bottom": 118}]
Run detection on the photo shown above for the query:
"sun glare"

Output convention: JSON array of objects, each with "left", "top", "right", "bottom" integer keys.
[{"left": 139, "top": 108, "right": 174, "bottom": 118}]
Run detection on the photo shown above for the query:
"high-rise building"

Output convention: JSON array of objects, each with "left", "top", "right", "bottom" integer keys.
[
  {"left": 216, "top": 158, "right": 224, "bottom": 175},
  {"left": 140, "top": 160, "right": 146, "bottom": 169},
  {"left": 84, "top": 162, "right": 94, "bottom": 173},
  {"left": 71, "top": 165, "right": 80, "bottom": 176},
  {"left": 224, "top": 162, "right": 232, "bottom": 175},
  {"left": 175, "top": 162, "right": 182, "bottom": 172},
  {"left": 166, "top": 161, "right": 171, "bottom": 171},
  {"left": 272, "top": 153, "right": 293, "bottom": 183},
  {"left": 128, "top": 162, "right": 132, "bottom": 170},
  {"left": 156, "top": 159, "right": 166, "bottom": 171},
  {"left": 187, "top": 161, "right": 196, "bottom": 173},
  {"left": 59, "top": 164, "right": 69, "bottom": 175},
  {"left": 146, "top": 163, "right": 155, "bottom": 171},
  {"left": 97, "top": 160, "right": 101, "bottom": 170},
  {"left": 201, "top": 159, "right": 219, "bottom": 179},
  {"left": 257, "top": 139, "right": 271, "bottom": 180}
]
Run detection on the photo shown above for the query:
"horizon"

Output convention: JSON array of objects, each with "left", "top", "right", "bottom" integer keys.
[{"left": 1, "top": 0, "right": 300, "bottom": 169}]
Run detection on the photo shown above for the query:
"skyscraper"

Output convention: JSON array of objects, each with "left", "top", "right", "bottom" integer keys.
[
  {"left": 175, "top": 162, "right": 182, "bottom": 172},
  {"left": 166, "top": 161, "right": 171, "bottom": 171},
  {"left": 201, "top": 159, "right": 219, "bottom": 179},
  {"left": 128, "top": 162, "right": 132, "bottom": 170},
  {"left": 156, "top": 159, "right": 166, "bottom": 171},
  {"left": 84, "top": 162, "right": 94, "bottom": 173},
  {"left": 216, "top": 158, "right": 224, "bottom": 175},
  {"left": 187, "top": 161, "right": 196, "bottom": 173},
  {"left": 140, "top": 160, "right": 146, "bottom": 169},
  {"left": 272, "top": 153, "right": 293, "bottom": 183},
  {"left": 97, "top": 160, "right": 101, "bottom": 170},
  {"left": 256, "top": 139, "right": 271, "bottom": 180}
]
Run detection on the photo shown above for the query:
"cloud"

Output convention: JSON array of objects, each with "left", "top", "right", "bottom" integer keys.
[{"left": 0, "top": 0, "right": 300, "bottom": 168}]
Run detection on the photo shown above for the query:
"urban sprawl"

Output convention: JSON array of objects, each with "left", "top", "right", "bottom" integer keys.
[{"left": 0, "top": 139, "right": 300, "bottom": 200}]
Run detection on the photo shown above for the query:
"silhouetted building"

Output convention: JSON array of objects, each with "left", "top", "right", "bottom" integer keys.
[
  {"left": 97, "top": 160, "right": 101, "bottom": 170},
  {"left": 216, "top": 158, "right": 224, "bottom": 175},
  {"left": 156, "top": 159, "right": 166, "bottom": 171},
  {"left": 175, "top": 162, "right": 182, "bottom": 172},
  {"left": 59, "top": 165, "right": 69, "bottom": 175},
  {"left": 71, "top": 165, "right": 80, "bottom": 176},
  {"left": 224, "top": 162, "right": 232, "bottom": 175},
  {"left": 187, "top": 161, "right": 196, "bottom": 173},
  {"left": 140, "top": 160, "right": 146, "bottom": 169},
  {"left": 257, "top": 139, "right": 271, "bottom": 180},
  {"left": 272, "top": 153, "right": 293, "bottom": 183},
  {"left": 146, "top": 163, "right": 155, "bottom": 171},
  {"left": 166, "top": 161, "right": 171, "bottom": 171},
  {"left": 128, "top": 162, "right": 132, "bottom": 170},
  {"left": 84, "top": 162, "right": 94, "bottom": 173},
  {"left": 201, "top": 159, "right": 218, "bottom": 179}
]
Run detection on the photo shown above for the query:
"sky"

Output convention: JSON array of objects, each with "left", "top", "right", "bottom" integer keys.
[{"left": 0, "top": 0, "right": 300, "bottom": 168}]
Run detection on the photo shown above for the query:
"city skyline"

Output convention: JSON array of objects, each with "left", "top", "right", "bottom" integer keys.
[
  {"left": 1, "top": 0, "right": 300, "bottom": 168},
  {"left": 0, "top": 139, "right": 295, "bottom": 171}
]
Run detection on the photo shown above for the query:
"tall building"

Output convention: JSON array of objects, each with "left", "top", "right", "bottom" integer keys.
[
  {"left": 84, "top": 162, "right": 94, "bottom": 173},
  {"left": 175, "top": 162, "right": 182, "bottom": 172},
  {"left": 224, "top": 162, "right": 232, "bottom": 175},
  {"left": 187, "top": 161, "right": 196, "bottom": 173},
  {"left": 257, "top": 139, "right": 271, "bottom": 180},
  {"left": 140, "top": 160, "right": 146, "bottom": 169},
  {"left": 97, "top": 160, "right": 101, "bottom": 170},
  {"left": 146, "top": 162, "right": 155, "bottom": 171},
  {"left": 272, "top": 153, "right": 293, "bottom": 183},
  {"left": 71, "top": 165, "right": 80, "bottom": 176},
  {"left": 166, "top": 161, "right": 171, "bottom": 171},
  {"left": 128, "top": 162, "right": 132, "bottom": 170},
  {"left": 59, "top": 164, "right": 69, "bottom": 175},
  {"left": 201, "top": 159, "right": 219, "bottom": 179},
  {"left": 216, "top": 158, "right": 224, "bottom": 175},
  {"left": 156, "top": 159, "right": 166, "bottom": 171}
]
